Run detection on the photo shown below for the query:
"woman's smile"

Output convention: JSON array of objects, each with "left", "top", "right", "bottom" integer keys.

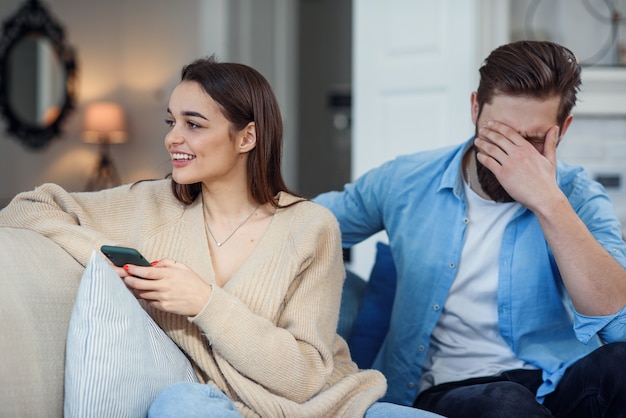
[{"left": 170, "top": 152, "right": 196, "bottom": 168}]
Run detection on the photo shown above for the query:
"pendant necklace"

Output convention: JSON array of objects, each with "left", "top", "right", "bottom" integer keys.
[
  {"left": 205, "top": 204, "right": 260, "bottom": 247},
  {"left": 465, "top": 149, "right": 474, "bottom": 190}
]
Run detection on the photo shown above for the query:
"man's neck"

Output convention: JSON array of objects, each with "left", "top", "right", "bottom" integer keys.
[{"left": 463, "top": 148, "right": 491, "bottom": 201}]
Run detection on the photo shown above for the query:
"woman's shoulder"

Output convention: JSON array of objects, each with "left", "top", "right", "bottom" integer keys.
[
  {"left": 273, "top": 192, "right": 342, "bottom": 260},
  {"left": 122, "top": 179, "right": 180, "bottom": 203},
  {"left": 276, "top": 192, "right": 337, "bottom": 224},
  {"left": 275, "top": 192, "right": 341, "bottom": 248},
  {"left": 126, "top": 178, "right": 171, "bottom": 193}
]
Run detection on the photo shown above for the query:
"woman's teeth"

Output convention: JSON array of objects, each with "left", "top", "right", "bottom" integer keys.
[{"left": 172, "top": 153, "right": 195, "bottom": 160}]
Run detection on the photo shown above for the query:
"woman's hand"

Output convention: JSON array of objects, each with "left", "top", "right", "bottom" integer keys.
[{"left": 122, "top": 259, "right": 212, "bottom": 317}]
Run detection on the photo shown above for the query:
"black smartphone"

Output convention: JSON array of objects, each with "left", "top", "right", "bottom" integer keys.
[{"left": 101, "top": 245, "right": 152, "bottom": 267}]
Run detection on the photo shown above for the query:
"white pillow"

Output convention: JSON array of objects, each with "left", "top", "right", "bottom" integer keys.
[{"left": 64, "top": 252, "right": 198, "bottom": 418}]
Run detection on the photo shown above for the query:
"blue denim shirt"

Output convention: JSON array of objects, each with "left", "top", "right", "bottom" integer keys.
[{"left": 314, "top": 139, "right": 626, "bottom": 406}]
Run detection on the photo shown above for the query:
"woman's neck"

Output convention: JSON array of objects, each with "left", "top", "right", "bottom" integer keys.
[{"left": 201, "top": 187, "right": 258, "bottom": 222}]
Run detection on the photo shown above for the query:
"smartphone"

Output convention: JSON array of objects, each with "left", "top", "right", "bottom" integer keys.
[{"left": 101, "top": 245, "right": 152, "bottom": 267}]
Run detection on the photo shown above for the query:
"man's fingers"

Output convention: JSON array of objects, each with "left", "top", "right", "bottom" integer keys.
[{"left": 543, "top": 125, "right": 559, "bottom": 162}]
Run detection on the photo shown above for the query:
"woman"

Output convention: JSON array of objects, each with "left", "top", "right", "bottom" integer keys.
[{"left": 0, "top": 57, "right": 441, "bottom": 418}]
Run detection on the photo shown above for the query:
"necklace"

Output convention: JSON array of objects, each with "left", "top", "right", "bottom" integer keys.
[
  {"left": 204, "top": 204, "right": 260, "bottom": 247},
  {"left": 465, "top": 149, "right": 474, "bottom": 189}
]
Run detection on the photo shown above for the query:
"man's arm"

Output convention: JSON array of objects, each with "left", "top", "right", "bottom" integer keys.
[
  {"left": 475, "top": 121, "right": 626, "bottom": 317},
  {"left": 313, "top": 167, "right": 388, "bottom": 247}
]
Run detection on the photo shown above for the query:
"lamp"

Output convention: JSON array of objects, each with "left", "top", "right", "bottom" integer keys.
[{"left": 82, "top": 102, "right": 127, "bottom": 191}]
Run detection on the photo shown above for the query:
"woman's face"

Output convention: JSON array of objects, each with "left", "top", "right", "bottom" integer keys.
[{"left": 165, "top": 81, "right": 249, "bottom": 187}]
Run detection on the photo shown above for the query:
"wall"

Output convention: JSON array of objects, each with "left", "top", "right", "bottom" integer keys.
[
  {"left": 227, "top": 0, "right": 298, "bottom": 191},
  {"left": 0, "top": 0, "right": 297, "bottom": 206},
  {"left": 0, "top": 0, "right": 222, "bottom": 205},
  {"left": 510, "top": 0, "right": 626, "bottom": 66},
  {"left": 297, "top": 0, "right": 352, "bottom": 198}
]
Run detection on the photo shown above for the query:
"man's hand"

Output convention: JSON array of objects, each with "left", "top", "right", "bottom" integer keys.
[
  {"left": 475, "top": 120, "right": 626, "bottom": 316},
  {"left": 474, "top": 120, "right": 561, "bottom": 213}
]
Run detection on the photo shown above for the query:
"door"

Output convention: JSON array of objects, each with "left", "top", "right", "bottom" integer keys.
[{"left": 349, "top": 0, "right": 502, "bottom": 278}]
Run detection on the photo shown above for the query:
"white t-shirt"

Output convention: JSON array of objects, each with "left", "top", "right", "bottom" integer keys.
[{"left": 419, "top": 180, "right": 537, "bottom": 393}]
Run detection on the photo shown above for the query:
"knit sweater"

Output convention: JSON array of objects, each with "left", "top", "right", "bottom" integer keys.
[{"left": 0, "top": 180, "right": 386, "bottom": 417}]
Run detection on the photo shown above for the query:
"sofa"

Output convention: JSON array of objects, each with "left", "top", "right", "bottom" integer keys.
[
  {"left": 0, "top": 226, "right": 395, "bottom": 417},
  {"left": 1, "top": 227, "right": 83, "bottom": 417}
]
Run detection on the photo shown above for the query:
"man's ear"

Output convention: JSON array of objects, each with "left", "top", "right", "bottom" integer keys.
[
  {"left": 470, "top": 92, "right": 479, "bottom": 125},
  {"left": 239, "top": 122, "right": 257, "bottom": 153},
  {"left": 558, "top": 114, "right": 574, "bottom": 142}
]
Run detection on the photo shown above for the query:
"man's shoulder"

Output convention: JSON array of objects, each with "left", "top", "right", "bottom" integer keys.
[
  {"left": 384, "top": 142, "right": 464, "bottom": 174},
  {"left": 556, "top": 161, "right": 618, "bottom": 215},
  {"left": 556, "top": 161, "right": 599, "bottom": 194}
]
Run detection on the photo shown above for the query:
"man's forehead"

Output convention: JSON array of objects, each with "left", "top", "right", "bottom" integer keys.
[{"left": 480, "top": 95, "right": 560, "bottom": 127}]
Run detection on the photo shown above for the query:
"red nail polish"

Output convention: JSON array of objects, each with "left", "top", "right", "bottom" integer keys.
[
  {"left": 123, "top": 264, "right": 130, "bottom": 271},
  {"left": 150, "top": 261, "right": 158, "bottom": 266}
]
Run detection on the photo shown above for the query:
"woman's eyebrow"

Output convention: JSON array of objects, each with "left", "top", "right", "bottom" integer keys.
[
  {"left": 166, "top": 108, "right": 208, "bottom": 120},
  {"left": 181, "top": 110, "right": 208, "bottom": 120}
]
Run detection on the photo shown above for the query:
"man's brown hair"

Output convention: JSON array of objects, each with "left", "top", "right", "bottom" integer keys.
[{"left": 475, "top": 40, "right": 581, "bottom": 128}]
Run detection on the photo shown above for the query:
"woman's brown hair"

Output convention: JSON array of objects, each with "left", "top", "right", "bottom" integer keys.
[{"left": 170, "top": 56, "right": 299, "bottom": 206}]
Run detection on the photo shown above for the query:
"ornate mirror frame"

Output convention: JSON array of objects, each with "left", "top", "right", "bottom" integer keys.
[{"left": 0, "top": 0, "right": 77, "bottom": 149}]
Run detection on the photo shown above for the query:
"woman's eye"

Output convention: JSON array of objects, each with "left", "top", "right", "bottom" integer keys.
[{"left": 164, "top": 118, "right": 200, "bottom": 129}]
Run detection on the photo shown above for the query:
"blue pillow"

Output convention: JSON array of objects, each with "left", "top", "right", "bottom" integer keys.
[
  {"left": 337, "top": 270, "right": 367, "bottom": 341},
  {"left": 347, "top": 242, "right": 397, "bottom": 369}
]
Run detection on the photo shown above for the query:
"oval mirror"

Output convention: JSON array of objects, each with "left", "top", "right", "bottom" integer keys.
[{"left": 0, "top": 0, "right": 77, "bottom": 150}]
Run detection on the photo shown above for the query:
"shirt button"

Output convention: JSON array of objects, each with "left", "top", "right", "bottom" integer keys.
[
  {"left": 449, "top": 262, "right": 455, "bottom": 269},
  {"left": 433, "top": 304, "right": 440, "bottom": 311},
  {"left": 464, "top": 218, "right": 469, "bottom": 224},
  {"left": 408, "top": 382, "right": 415, "bottom": 388},
  {"left": 418, "top": 345, "right": 425, "bottom": 351}
]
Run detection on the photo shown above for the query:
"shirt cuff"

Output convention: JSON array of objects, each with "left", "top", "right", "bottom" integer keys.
[{"left": 574, "top": 305, "right": 626, "bottom": 344}]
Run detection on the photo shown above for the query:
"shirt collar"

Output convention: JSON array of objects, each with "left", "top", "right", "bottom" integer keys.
[{"left": 439, "top": 137, "right": 474, "bottom": 199}]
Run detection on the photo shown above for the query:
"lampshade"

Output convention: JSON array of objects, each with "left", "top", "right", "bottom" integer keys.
[{"left": 82, "top": 102, "right": 128, "bottom": 144}]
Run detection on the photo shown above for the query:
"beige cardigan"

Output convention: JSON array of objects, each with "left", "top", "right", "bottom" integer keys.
[{"left": 0, "top": 180, "right": 386, "bottom": 417}]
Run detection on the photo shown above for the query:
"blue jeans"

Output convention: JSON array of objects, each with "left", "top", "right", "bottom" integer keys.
[
  {"left": 365, "top": 402, "right": 444, "bottom": 417},
  {"left": 148, "top": 382, "right": 443, "bottom": 418},
  {"left": 148, "top": 382, "right": 241, "bottom": 418},
  {"left": 414, "top": 342, "right": 626, "bottom": 418}
]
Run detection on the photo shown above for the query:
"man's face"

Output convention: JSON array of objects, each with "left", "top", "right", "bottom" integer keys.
[{"left": 471, "top": 94, "right": 563, "bottom": 202}]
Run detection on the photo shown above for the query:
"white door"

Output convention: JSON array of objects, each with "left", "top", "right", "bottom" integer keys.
[{"left": 349, "top": 0, "right": 508, "bottom": 278}]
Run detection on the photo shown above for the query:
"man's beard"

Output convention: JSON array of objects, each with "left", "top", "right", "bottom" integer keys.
[{"left": 472, "top": 135, "right": 515, "bottom": 203}]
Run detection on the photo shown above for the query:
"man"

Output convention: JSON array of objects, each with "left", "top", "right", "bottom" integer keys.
[{"left": 315, "top": 40, "right": 626, "bottom": 417}]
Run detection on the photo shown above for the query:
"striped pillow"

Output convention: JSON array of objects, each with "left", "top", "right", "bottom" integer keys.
[{"left": 64, "top": 252, "right": 198, "bottom": 418}]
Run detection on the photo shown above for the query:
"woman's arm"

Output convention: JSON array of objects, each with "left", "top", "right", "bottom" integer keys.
[{"left": 0, "top": 181, "right": 176, "bottom": 265}]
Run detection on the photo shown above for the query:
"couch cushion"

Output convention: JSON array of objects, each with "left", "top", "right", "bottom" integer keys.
[
  {"left": 0, "top": 227, "right": 83, "bottom": 418},
  {"left": 347, "top": 242, "right": 397, "bottom": 369},
  {"left": 64, "top": 252, "right": 198, "bottom": 418},
  {"left": 337, "top": 269, "right": 367, "bottom": 341}
]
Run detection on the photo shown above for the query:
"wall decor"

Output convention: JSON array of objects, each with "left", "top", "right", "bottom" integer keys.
[{"left": 0, "top": 0, "right": 77, "bottom": 149}]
